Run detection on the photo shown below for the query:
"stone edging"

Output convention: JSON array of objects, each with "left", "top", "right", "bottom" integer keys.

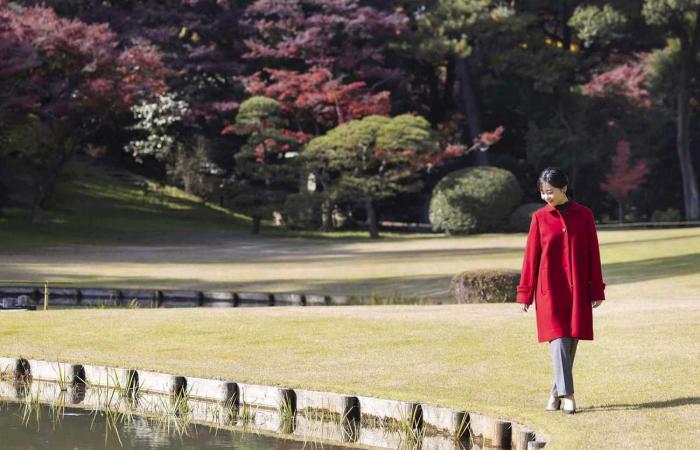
[
  {"left": 0, "top": 286, "right": 350, "bottom": 308},
  {"left": 0, "top": 356, "right": 547, "bottom": 449}
]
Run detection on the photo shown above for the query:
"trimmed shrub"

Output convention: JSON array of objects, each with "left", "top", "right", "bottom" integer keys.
[
  {"left": 282, "top": 192, "right": 323, "bottom": 230},
  {"left": 429, "top": 166, "right": 523, "bottom": 234},
  {"left": 450, "top": 269, "right": 520, "bottom": 303},
  {"left": 507, "top": 202, "right": 543, "bottom": 232},
  {"left": 650, "top": 208, "right": 681, "bottom": 222}
]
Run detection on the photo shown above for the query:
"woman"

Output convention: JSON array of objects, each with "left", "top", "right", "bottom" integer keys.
[{"left": 516, "top": 167, "right": 606, "bottom": 415}]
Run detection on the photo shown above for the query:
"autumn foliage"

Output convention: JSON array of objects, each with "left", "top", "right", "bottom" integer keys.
[
  {"left": 600, "top": 140, "right": 649, "bottom": 221},
  {"left": 583, "top": 55, "right": 651, "bottom": 109},
  {"left": 240, "top": 67, "right": 391, "bottom": 132}
]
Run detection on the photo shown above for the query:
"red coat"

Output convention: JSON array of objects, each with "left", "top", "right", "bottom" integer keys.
[{"left": 516, "top": 199, "right": 606, "bottom": 343}]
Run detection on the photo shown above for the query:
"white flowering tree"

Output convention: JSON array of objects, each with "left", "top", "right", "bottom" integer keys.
[
  {"left": 126, "top": 93, "right": 221, "bottom": 195},
  {"left": 126, "top": 93, "right": 189, "bottom": 162}
]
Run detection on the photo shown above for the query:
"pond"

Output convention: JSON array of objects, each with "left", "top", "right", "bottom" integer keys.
[
  {"left": 0, "top": 378, "right": 486, "bottom": 450},
  {"left": 0, "top": 402, "right": 354, "bottom": 449},
  {"left": 0, "top": 379, "right": 371, "bottom": 450}
]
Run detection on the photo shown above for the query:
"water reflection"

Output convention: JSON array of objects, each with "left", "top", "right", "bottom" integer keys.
[
  {"left": 0, "top": 403, "right": 350, "bottom": 449},
  {"left": 0, "top": 379, "right": 488, "bottom": 450}
]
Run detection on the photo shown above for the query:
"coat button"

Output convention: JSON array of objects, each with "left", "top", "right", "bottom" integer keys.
[{"left": 562, "top": 227, "right": 566, "bottom": 232}]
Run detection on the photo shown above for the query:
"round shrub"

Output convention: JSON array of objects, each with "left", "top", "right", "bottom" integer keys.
[
  {"left": 429, "top": 166, "right": 523, "bottom": 234},
  {"left": 507, "top": 202, "right": 543, "bottom": 232},
  {"left": 282, "top": 192, "right": 323, "bottom": 230},
  {"left": 450, "top": 269, "right": 520, "bottom": 303},
  {"left": 650, "top": 208, "right": 681, "bottom": 222}
]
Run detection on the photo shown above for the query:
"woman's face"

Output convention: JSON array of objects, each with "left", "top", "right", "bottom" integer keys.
[{"left": 540, "top": 181, "right": 568, "bottom": 206}]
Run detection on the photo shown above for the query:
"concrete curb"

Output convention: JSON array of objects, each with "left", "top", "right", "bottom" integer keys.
[
  {"left": 295, "top": 388, "right": 359, "bottom": 422},
  {"left": 186, "top": 376, "right": 238, "bottom": 404},
  {"left": 120, "top": 289, "right": 157, "bottom": 308},
  {"left": 160, "top": 290, "right": 202, "bottom": 308},
  {"left": 356, "top": 395, "right": 422, "bottom": 428},
  {"left": 272, "top": 293, "right": 304, "bottom": 306},
  {"left": 25, "top": 359, "right": 84, "bottom": 385},
  {"left": 305, "top": 294, "right": 329, "bottom": 306},
  {"left": 201, "top": 291, "right": 235, "bottom": 307},
  {"left": 0, "top": 356, "right": 546, "bottom": 449},
  {"left": 138, "top": 370, "right": 186, "bottom": 396},
  {"left": 420, "top": 403, "right": 468, "bottom": 436},
  {"left": 81, "top": 364, "right": 137, "bottom": 392},
  {"left": 0, "top": 286, "right": 362, "bottom": 308},
  {"left": 0, "top": 357, "right": 29, "bottom": 378},
  {"left": 0, "top": 287, "right": 38, "bottom": 297},
  {"left": 238, "top": 382, "right": 293, "bottom": 410},
  {"left": 236, "top": 292, "right": 273, "bottom": 307},
  {"left": 80, "top": 289, "right": 121, "bottom": 307}
]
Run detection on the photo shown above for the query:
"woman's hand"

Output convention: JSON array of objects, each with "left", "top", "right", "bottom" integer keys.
[
  {"left": 592, "top": 300, "right": 603, "bottom": 308},
  {"left": 520, "top": 303, "right": 529, "bottom": 312}
]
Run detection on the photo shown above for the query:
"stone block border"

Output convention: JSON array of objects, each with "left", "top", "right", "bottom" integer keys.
[
  {"left": 0, "top": 355, "right": 547, "bottom": 449},
  {"left": 0, "top": 286, "right": 354, "bottom": 308}
]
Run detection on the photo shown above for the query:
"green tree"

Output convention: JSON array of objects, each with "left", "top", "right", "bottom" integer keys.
[
  {"left": 303, "top": 114, "right": 440, "bottom": 238},
  {"left": 642, "top": 0, "right": 700, "bottom": 219},
  {"left": 569, "top": 1, "right": 700, "bottom": 219},
  {"left": 224, "top": 96, "right": 303, "bottom": 234},
  {"left": 397, "top": 0, "right": 496, "bottom": 164}
]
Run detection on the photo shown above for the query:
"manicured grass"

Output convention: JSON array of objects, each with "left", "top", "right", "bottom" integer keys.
[
  {"left": 0, "top": 227, "right": 698, "bottom": 449},
  {"left": 0, "top": 295, "right": 698, "bottom": 450},
  {"left": 1, "top": 159, "right": 699, "bottom": 449},
  {"left": 1, "top": 225, "right": 699, "bottom": 302}
]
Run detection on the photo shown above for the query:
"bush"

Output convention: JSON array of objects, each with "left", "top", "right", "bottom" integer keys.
[
  {"left": 507, "top": 202, "right": 542, "bottom": 232},
  {"left": 650, "top": 208, "right": 681, "bottom": 222},
  {"left": 450, "top": 269, "right": 520, "bottom": 303},
  {"left": 282, "top": 192, "right": 323, "bottom": 230},
  {"left": 429, "top": 166, "right": 523, "bottom": 234}
]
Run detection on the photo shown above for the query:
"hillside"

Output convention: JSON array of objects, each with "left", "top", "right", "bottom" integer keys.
[{"left": 0, "top": 157, "right": 251, "bottom": 250}]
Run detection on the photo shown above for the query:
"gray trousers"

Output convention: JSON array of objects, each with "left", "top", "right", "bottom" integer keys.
[{"left": 549, "top": 337, "right": 579, "bottom": 397}]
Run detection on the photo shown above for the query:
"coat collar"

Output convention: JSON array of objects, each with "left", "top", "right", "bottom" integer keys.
[{"left": 544, "top": 199, "right": 582, "bottom": 214}]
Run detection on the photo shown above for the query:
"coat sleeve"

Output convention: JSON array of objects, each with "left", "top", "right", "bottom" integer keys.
[
  {"left": 516, "top": 213, "right": 541, "bottom": 305},
  {"left": 587, "top": 210, "right": 606, "bottom": 301}
]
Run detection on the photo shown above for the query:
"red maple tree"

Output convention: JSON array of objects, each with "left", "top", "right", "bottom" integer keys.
[
  {"left": 583, "top": 54, "right": 652, "bottom": 109},
  {"left": 600, "top": 140, "right": 649, "bottom": 223},
  {"left": 239, "top": 66, "right": 390, "bottom": 133},
  {"left": 0, "top": 3, "right": 168, "bottom": 223},
  {"left": 242, "top": 0, "right": 407, "bottom": 81}
]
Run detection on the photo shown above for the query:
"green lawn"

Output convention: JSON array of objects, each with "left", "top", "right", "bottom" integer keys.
[
  {"left": 0, "top": 295, "right": 698, "bottom": 450},
  {"left": 1, "top": 160, "right": 699, "bottom": 449}
]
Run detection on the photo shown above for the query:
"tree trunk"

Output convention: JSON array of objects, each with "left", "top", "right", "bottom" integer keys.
[
  {"left": 455, "top": 57, "right": 488, "bottom": 166},
  {"left": 321, "top": 197, "right": 333, "bottom": 232},
  {"left": 183, "top": 176, "right": 193, "bottom": 196},
  {"left": 677, "top": 27, "right": 700, "bottom": 220},
  {"left": 365, "top": 199, "right": 379, "bottom": 239},
  {"left": 30, "top": 167, "right": 60, "bottom": 224},
  {"left": 31, "top": 177, "right": 48, "bottom": 225},
  {"left": 251, "top": 215, "right": 261, "bottom": 235},
  {"left": 442, "top": 57, "right": 456, "bottom": 109},
  {"left": 617, "top": 200, "right": 623, "bottom": 224},
  {"left": 31, "top": 196, "right": 43, "bottom": 225},
  {"left": 426, "top": 64, "right": 442, "bottom": 124}
]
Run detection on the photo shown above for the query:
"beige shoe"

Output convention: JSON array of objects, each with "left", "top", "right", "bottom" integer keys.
[
  {"left": 561, "top": 395, "right": 576, "bottom": 414},
  {"left": 545, "top": 395, "right": 561, "bottom": 411}
]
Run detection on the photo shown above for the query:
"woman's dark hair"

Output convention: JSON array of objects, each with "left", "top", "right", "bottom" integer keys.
[{"left": 537, "top": 167, "right": 574, "bottom": 198}]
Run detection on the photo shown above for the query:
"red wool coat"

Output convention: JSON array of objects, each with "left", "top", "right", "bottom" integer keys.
[{"left": 516, "top": 199, "right": 606, "bottom": 343}]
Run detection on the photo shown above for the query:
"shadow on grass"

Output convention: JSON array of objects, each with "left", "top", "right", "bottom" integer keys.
[
  {"left": 603, "top": 253, "right": 700, "bottom": 284},
  {"left": 0, "top": 268, "right": 454, "bottom": 300},
  {"left": 2, "top": 253, "right": 698, "bottom": 302},
  {"left": 578, "top": 397, "right": 700, "bottom": 413}
]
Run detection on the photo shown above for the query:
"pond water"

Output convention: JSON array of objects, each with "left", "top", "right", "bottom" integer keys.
[
  {"left": 0, "top": 402, "right": 356, "bottom": 450},
  {"left": 0, "top": 378, "right": 484, "bottom": 450}
]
